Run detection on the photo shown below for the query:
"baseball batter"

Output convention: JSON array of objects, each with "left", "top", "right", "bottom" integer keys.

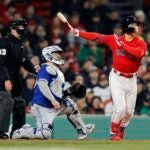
[{"left": 71, "top": 16, "right": 147, "bottom": 141}]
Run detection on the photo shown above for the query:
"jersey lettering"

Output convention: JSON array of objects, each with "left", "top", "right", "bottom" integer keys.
[
  {"left": 116, "top": 49, "right": 126, "bottom": 56},
  {"left": 0, "top": 49, "right": 6, "bottom": 56}
]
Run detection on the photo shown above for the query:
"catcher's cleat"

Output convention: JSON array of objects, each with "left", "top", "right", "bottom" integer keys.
[{"left": 78, "top": 124, "right": 95, "bottom": 140}]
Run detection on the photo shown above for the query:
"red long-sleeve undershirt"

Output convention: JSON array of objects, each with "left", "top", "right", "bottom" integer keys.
[
  {"left": 79, "top": 31, "right": 146, "bottom": 58},
  {"left": 79, "top": 31, "right": 101, "bottom": 41}
]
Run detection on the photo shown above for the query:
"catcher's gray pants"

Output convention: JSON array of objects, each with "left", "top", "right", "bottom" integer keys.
[
  {"left": 31, "top": 98, "right": 86, "bottom": 138},
  {"left": 0, "top": 91, "right": 14, "bottom": 132}
]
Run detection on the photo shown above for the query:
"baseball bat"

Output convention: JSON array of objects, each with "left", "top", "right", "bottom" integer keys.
[{"left": 57, "top": 12, "right": 73, "bottom": 30}]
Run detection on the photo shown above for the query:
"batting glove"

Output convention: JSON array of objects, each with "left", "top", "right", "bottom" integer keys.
[{"left": 71, "top": 28, "right": 79, "bottom": 37}]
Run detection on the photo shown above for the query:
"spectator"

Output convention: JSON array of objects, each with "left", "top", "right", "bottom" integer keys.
[
  {"left": 112, "top": 23, "right": 123, "bottom": 36},
  {"left": 50, "top": 0, "right": 68, "bottom": 17},
  {"left": 73, "top": 74, "right": 84, "bottom": 84},
  {"left": 145, "top": 32, "right": 150, "bottom": 56},
  {"left": 87, "top": 67, "right": 100, "bottom": 88},
  {"left": 104, "top": 9, "right": 120, "bottom": 34},
  {"left": 77, "top": 41, "right": 103, "bottom": 67},
  {"left": 2, "top": 3, "right": 16, "bottom": 26},
  {"left": 24, "top": 5, "right": 44, "bottom": 25},
  {"left": 68, "top": 0, "right": 81, "bottom": 13},
  {"left": 80, "top": 0, "right": 92, "bottom": 26},
  {"left": 84, "top": 89, "right": 94, "bottom": 114},
  {"left": 21, "top": 74, "right": 36, "bottom": 113},
  {"left": 13, "top": 12, "right": 22, "bottom": 20},
  {"left": 60, "top": 61, "right": 75, "bottom": 83},
  {"left": 87, "top": 12, "right": 105, "bottom": 33},
  {"left": 35, "top": 25, "right": 50, "bottom": 44},
  {"left": 89, "top": 96, "right": 104, "bottom": 114},
  {"left": 93, "top": 74, "right": 113, "bottom": 115},
  {"left": 26, "top": 20, "right": 37, "bottom": 48},
  {"left": 23, "top": 40, "right": 34, "bottom": 58},
  {"left": 51, "top": 26, "right": 68, "bottom": 48},
  {"left": 67, "top": 11, "right": 85, "bottom": 48},
  {"left": 73, "top": 74, "right": 86, "bottom": 113},
  {"left": 94, "top": 0, "right": 110, "bottom": 20},
  {"left": 135, "top": 10, "right": 150, "bottom": 33},
  {"left": 34, "top": 39, "right": 49, "bottom": 61},
  {"left": 141, "top": 63, "right": 150, "bottom": 82},
  {"left": 135, "top": 78, "right": 145, "bottom": 114},
  {"left": 141, "top": 80, "right": 150, "bottom": 115},
  {"left": 80, "top": 58, "right": 95, "bottom": 84}
]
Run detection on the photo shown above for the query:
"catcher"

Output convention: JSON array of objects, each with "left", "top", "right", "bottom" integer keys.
[{"left": 12, "top": 45, "right": 95, "bottom": 139}]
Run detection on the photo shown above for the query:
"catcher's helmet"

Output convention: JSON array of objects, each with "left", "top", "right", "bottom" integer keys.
[
  {"left": 121, "top": 16, "right": 140, "bottom": 33},
  {"left": 42, "top": 45, "right": 64, "bottom": 65},
  {"left": 10, "top": 19, "right": 27, "bottom": 29}
]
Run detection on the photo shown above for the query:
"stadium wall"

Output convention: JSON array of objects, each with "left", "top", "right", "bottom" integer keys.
[{"left": 26, "top": 115, "right": 150, "bottom": 140}]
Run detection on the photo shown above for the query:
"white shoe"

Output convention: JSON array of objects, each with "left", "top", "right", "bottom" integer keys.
[
  {"left": 86, "top": 124, "right": 95, "bottom": 134},
  {"left": 78, "top": 124, "right": 95, "bottom": 140},
  {"left": 12, "top": 124, "right": 33, "bottom": 139}
]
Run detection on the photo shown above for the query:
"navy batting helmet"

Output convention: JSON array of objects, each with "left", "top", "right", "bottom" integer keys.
[{"left": 121, "top": 16, "right": 140, "bottom": 33}]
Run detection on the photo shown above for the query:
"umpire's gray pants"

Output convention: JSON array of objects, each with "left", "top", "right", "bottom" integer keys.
[{"left": 0, "top": 91, "right": 14, "bottom": 132}]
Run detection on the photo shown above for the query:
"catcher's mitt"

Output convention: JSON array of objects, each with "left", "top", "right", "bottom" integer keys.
[{"left": 64, "top": 83, "right": 86, "bottom": 98}]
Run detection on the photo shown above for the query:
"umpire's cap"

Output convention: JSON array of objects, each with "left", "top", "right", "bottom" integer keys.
[
  {"left": 10, "top": 19, "right": 27, "bottom": 29},
  {"left": 121, "top": 16, "right": 140, "bottom": 33}
]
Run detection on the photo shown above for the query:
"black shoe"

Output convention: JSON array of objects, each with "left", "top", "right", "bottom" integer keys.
[{"left": 0, "top": 132, "right": 9, "bottom": 139}]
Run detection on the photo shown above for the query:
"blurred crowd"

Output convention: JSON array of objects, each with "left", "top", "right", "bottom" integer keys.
[{"left": 0, "top": 0, "right": 150, "bottom": 116}]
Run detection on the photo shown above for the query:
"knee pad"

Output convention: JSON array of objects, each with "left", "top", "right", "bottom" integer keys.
[{"left": 65, "top": 98, "right": 78, "bottom": 114}]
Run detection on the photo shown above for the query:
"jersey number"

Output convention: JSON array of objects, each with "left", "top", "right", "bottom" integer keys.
[{"left": 0, "top": 49, "right": 6, "bottom": 56}]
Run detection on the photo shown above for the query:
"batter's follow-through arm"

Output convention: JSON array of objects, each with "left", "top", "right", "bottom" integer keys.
[{"left": 57, "top": 12, "right": 113, "bottom": 45}]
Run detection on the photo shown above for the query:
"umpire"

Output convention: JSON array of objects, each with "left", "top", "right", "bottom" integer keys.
[{"left": 0, "top": 19, "right": 36, "bottom": 139}]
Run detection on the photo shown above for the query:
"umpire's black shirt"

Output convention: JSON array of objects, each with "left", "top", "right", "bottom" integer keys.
[{"left": 0, "top": 34, "right": 35, "bottom": 97}]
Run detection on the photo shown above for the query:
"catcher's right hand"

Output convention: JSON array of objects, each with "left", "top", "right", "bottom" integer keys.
[{"left": 51, "top": 100, "right": 61, "bottom": 109}]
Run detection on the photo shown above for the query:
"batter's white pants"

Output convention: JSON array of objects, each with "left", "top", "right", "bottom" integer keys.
[{"left": 109, "top": 70, "right": 137, "bottom": 127}]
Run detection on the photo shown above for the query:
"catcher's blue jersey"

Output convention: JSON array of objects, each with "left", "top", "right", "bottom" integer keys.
[{"left": 32, "top": 63, "right": 65, "bottom": 108}]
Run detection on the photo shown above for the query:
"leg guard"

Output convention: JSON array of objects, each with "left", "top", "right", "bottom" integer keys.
[
  {"left": 64, "top": 98, "right": 95, "bottom": 139},
  {"left": 65, "top": 98, "right": 85, "bottom": 130}
]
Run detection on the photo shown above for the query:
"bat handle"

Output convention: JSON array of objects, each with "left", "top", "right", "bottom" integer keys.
[{"left": 66, "top": 22, "right": 73, "bottom": 30}]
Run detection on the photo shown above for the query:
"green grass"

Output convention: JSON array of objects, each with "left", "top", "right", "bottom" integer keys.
[{"left": 0, "top": 140, "right": 150, "bottom": 150}]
